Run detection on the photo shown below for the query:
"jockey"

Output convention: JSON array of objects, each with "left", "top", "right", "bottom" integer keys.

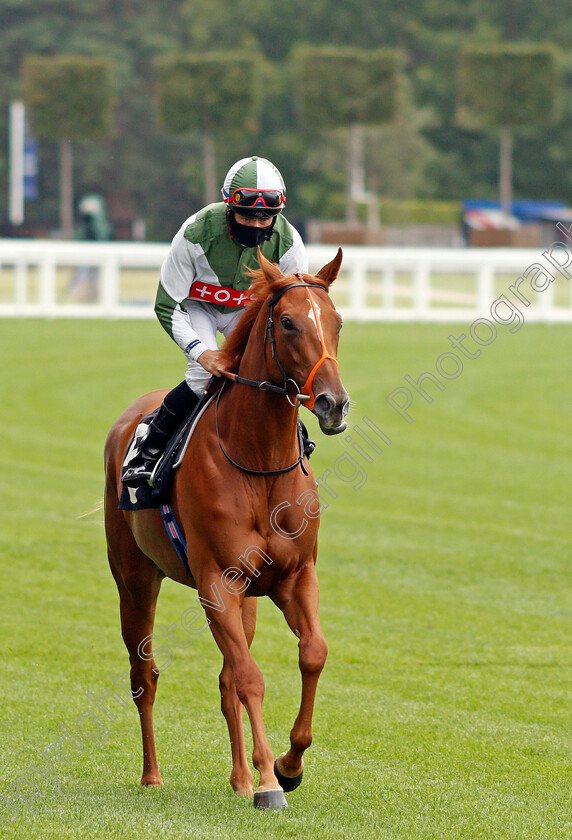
[{"left": 122, "top": 155, "right": 308, "bottom": 486}]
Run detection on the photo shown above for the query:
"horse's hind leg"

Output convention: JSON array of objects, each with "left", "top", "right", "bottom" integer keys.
[
  {"left": 219, "top": 597, "right": 257, "bottom": 797},
  {"left": 107, "top": 526, "right": 164, "bottom": 786}
]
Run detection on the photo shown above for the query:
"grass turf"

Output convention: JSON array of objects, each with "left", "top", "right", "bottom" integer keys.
[{"left": 0, "top": 317, "right": 570, "bottom": 839}]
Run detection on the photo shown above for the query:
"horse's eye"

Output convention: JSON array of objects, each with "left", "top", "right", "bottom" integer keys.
[{"left": 280, "top": 316, "right": 296, "bottom": 331}]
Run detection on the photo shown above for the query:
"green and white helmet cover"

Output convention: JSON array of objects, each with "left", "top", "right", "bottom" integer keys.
[{"left": 221, "top": 156, "right": 286, "bottom": 201}]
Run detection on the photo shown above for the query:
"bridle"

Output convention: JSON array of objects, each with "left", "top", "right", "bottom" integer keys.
[
  {"left": 292, "top": 283, "right": 339, "bottom": 411},
  {"left": 222, "top": 278, "right": 339, "bottom": 410},
  {"left": 217, "top": 278, "right": 340, "bottom": 476}
]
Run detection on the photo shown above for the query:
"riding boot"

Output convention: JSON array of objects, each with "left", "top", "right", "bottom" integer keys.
[{"left": 122, "top": 381, "right": 199, "bottom": 487}]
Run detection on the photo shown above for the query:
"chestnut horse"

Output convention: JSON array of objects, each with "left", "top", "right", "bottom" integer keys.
[{"left": 104, "top": 249, "right": 349, "bottom": 809}]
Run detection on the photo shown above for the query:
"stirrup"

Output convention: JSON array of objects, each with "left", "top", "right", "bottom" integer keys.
[
  {"left": 122, "top": 430, "right": 167, "bottom": 487},
  {"left": 121, "top": 453, "right": 160, "bottom": 487},
  {"left": 298, "top": 419, "right": 315, "bottom": 459}
]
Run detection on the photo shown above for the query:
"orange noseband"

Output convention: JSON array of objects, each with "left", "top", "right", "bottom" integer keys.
[{"left": 298, "top": 289, "right": 339, "bottom": 411}]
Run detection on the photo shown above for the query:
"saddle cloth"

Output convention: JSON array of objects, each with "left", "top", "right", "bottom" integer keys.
[{"left": 119, "top": 393, "right": 215, "bottom": 511}]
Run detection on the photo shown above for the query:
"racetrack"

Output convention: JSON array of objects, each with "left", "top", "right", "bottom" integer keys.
[{"left": 1, "top": 318, "right": 570, "bottom": 839}]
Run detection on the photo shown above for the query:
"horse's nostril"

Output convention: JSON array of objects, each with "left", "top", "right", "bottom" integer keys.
[{"left": 313, "top": 394, "right": 336, "bottom": 415}]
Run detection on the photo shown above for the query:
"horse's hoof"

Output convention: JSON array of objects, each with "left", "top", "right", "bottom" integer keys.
[
  {"left": 274, "top": 756, "right": 303, "bottom": 792},
  {"left": 253, "top": 789, "right": 288, "bottom": 810},
  {"left": 141, "top": 776, "right": 163, "bottom": 787},
  {"left": 231, "top": 781, "right": 254, "bottom": 798}
]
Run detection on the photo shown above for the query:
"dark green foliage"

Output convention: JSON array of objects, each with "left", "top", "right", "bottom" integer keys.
[
  {"left": 23, "top": 55, "right": 115, "bottom": 140},
  {"left": 1, "top": 1, "right": 572, "bottom": 237},
  {"left": 457, "top": 44, "right": 559, "bottom": 128},
  {"left": 294, "top": 46, "right": 402, "bottom": 127},
  {"left": 155, "top": 52, "right": 261, "bottom": 135}
]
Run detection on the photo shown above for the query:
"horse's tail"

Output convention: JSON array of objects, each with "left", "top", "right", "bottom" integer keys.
[{"left": 78, "top": 500, "right": 104, "bottom": 518}]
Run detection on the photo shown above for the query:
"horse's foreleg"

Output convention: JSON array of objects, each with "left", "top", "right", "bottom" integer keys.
[
  {"left": 202, "top": 584, "right": 286, "bottom": 808},
  {"left": 219, "top": 597, "right": 257, "bottom": 797},
  {"left": 273, "top": 562, "right": 328, "bottom": 789},
  {"left": 108, "top": 537, "right": 164, "bottom": 787}
]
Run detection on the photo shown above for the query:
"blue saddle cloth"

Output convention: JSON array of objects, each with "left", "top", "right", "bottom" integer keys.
[
  {"left": 119, "top": 412, "right": 182, "bottom": 511},
  {"left": 118, "top": 418, "right": 191, "bottom": 571},
  {"left": 118, "top": 390, "right": 214, "bottom": 511}
]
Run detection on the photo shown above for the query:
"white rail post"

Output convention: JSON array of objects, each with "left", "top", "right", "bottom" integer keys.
[
  {"left": 382, "top": 264, "right": 396, "bottom": 315},
  {"left": 413, "top": 259, "right": 430, "bottom": 319},
  {"left": 39, "top": 254, "right": 56, "bottom": 314},
  {"left": 15, "top": 256, "right": 28, "bottom": 308},
  {"left": 349, "top": 258, "right": 367, "bottom": 319},
  {"left": 477, "top": 258, "right": 495, "bottom": 317},
  {"left": 101, "top": 252, "right": 120, "bottom": 315}
]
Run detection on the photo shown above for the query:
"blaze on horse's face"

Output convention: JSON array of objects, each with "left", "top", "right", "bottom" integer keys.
[{"left": 259, "top": 249, "right": 350, "bottom": 435}]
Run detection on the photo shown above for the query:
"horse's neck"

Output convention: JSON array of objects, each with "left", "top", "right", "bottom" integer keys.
[{"left": 221, "top": 309, "right": 299, "bottom": 469}]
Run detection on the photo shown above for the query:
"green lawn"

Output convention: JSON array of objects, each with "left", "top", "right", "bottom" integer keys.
[{"left": 1, "top": 317, "right": 570, "bottom": 839}]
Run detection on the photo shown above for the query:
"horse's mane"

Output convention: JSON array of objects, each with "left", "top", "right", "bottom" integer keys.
[{"left": 221, "top": 268, "right": 328, "bottom": 373}]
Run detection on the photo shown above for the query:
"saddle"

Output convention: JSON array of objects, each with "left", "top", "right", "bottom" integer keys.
[{"left": 119, "top": 392, "right": 214, "bottom": 511}]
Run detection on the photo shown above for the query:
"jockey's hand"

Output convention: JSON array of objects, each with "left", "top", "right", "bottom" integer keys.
[{"left": 197, "top": 349, "right": 226, "bottom": 377}]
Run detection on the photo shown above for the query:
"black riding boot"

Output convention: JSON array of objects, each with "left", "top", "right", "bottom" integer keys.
[{"left": 122, "top": 381, "right": 199, "bottom": 487}]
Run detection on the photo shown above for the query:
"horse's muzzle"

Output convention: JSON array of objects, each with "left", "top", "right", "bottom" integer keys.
[{"left": 313, "top": 392, "right": 350, "bottom": 435}]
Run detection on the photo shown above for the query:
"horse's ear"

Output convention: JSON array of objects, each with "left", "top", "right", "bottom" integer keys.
[
  {"left": 316, "top": 247, "right": 343, "bottom": 287},
  {"left": 257, "top": 248, "right": 284, "bottom": 287}
]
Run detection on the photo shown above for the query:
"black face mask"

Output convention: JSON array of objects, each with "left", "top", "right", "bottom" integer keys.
[{"left": 228, "top": 210, "right": 276, "bottom": 247}]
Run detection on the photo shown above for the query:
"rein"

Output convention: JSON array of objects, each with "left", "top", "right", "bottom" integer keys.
[
  {"left": 221, "top": 371, "right": 309, "bottom": 404},
  {"left": 215, "top": 380, "right": 307, "bottom": 477},
  {"left": 216, "top": 278, "right": 339, "bottom": 476}
]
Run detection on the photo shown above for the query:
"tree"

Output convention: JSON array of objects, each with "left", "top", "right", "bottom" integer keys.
[
  {"left": 457, "top": 43, "right": 560, "bottom": 212},
  {"left": 293, "top": 46, "right": 402, "bottom": 223},
  {"left": 2, "top": 1, "right": 571, "bottom": 238},
  {"left": 155, "top": 52, "right": 262, "bottom": 204},
  {"left": 23, "top": 54, "right": 115, "bottom": 237}
]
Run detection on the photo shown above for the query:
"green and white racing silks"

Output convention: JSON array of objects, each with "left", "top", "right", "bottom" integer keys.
[
  {"left": 222, "top": 156, "right": 285, "bottom": 197},
  {"left": 155, "top": 202, "right": 308, "bottom": 361}
]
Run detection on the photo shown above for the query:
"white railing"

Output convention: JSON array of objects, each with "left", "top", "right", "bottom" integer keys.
[{"left": 0, "top": 238, "right": 571, "bottom": 322}]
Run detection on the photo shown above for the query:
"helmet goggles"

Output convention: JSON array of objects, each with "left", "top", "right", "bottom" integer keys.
[{"left": 224, "top": 187, "right": 286, "bottom": 217}]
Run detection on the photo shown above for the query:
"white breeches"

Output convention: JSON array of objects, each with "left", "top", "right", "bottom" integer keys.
[{"left": 184, "top": 300, "right": 244, "bottom": 395}]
